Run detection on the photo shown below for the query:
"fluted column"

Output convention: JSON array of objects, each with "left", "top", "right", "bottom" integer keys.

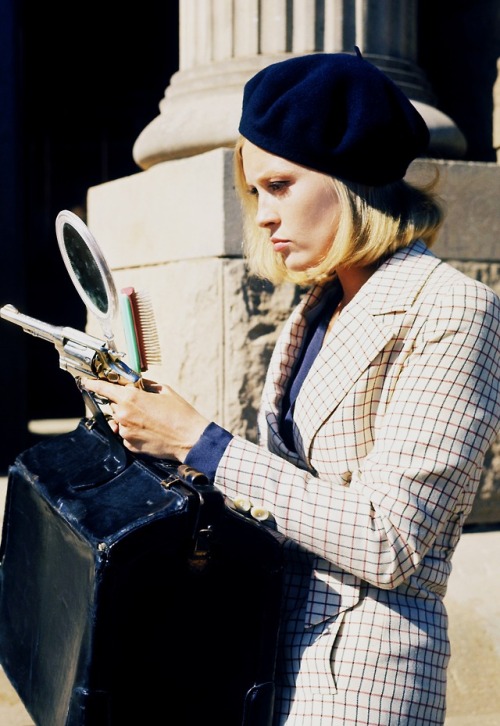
[
  {"left": 133, "top": 0, "right": 466, "bottom": 170},
  {"left": 493, "top": 59, "right": 500, "bottom": 162}
]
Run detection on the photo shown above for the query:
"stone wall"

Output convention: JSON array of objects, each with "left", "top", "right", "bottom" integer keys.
[{"left": 87, "top": 151, "right": 500, "bottom": 527}]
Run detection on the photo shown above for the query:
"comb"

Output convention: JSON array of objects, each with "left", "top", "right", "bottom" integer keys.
[
  {"left": 119, "top": 290, "right": 141, "bottom": 373},
  {"left": 120, "top": 287, "right": 162, "bottom": 372}
]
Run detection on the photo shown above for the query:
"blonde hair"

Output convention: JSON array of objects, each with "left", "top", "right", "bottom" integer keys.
[{"left": 234, "top": 137, "right": 445, "bottom": 286}]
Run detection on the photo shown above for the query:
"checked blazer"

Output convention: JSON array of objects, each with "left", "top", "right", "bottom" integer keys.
[{"left": 214, "top": 240, "right": 500, "bottom": 725}]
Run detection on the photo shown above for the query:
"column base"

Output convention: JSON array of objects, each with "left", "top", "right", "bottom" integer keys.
[{"left": 133, "top": 54, "right": 467, "bottom": 170}]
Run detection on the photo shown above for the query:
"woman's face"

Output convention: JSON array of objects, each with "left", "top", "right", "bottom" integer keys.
[{"left": 241, "top": 141, "right": 340, "bottom": 272}]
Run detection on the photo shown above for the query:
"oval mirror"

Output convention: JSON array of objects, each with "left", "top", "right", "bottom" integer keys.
[{"left": 56, "top": 210, "right": 118, "bottom": 345}]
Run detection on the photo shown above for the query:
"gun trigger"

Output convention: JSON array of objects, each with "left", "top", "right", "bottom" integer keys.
[{"left": 79, "top": 387, "right": 104, "bottom": 418}]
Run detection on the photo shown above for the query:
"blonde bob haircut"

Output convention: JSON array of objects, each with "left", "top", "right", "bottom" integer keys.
[{"left": 234, "top": 136, "right": 445, "bottom": 287}]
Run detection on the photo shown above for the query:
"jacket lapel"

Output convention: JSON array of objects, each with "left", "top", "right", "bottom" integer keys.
[
  {"left": 293, "top": 301, "right": 401, "bottom": 461},
  {"left": 263, "top": 241, "right": 443, "bottom": 465}
]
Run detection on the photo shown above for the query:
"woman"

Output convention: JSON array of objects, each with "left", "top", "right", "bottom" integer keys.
[{"left": 83, "top": 51, "right": 500, "bottom": 724}]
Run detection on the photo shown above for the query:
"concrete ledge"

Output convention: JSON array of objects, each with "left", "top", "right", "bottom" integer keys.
[{"left": 444, "top": 528, "right": 500, "bottom": 725}]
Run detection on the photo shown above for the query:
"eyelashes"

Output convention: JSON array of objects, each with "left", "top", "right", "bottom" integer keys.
[
  {"left": 269, "top": 181, "right": 290, "bottom": 192},
  {"left": 246, "top": 180, "right": 291, "bottom": 196}
]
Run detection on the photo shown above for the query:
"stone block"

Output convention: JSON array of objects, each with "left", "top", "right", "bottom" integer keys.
[
  {"left": 407, "top": 158, "right": 500, "bottom": 261},
  {"left": 103, "top": 259, "right": 225, "bottom": 421},
  {"left": 87, "top": 148, "right": 242, "bottom": 266},
  {"left": 222, "top": 261, "right": 300, "bottom": 439}
]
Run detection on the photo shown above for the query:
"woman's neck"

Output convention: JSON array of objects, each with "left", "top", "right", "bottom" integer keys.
[{"left": 336, "top": 263, "right": 378, "bottom": 306}]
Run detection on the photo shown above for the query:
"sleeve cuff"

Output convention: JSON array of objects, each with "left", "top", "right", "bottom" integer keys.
[{"left": 184, "top": 421, "right": 233, "bottom": 482}]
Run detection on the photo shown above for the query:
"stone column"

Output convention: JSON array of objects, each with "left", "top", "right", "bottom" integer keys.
[
  {"left": 133, "top": 0, "right": 465, "bottom": 170},
  {"left": 493, "top": 58, "right": 500, "bottom": 162}
]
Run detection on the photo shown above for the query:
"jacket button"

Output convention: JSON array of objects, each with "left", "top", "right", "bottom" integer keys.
[
  {"left": 250, "top": 506, "right": 271, "bottom": 522},
  {"left": 233, "top": 496, "right": 252, "bottom": 513}
]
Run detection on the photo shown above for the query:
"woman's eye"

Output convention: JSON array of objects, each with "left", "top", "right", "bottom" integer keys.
[
  {"left": 268, "top": 181, "right": 289, "bottom": 192},
  {"left": 246, "top": 180, "right": 289, "bottom": 196}
]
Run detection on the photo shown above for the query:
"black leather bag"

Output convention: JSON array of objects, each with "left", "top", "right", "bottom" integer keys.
[{"left": 0, "top": 417, "right": 283, "bottom": 726}]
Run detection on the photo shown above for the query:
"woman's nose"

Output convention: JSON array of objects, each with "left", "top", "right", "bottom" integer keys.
[{"left": 256, "top": 195, "right": 279, "bottom": 228}]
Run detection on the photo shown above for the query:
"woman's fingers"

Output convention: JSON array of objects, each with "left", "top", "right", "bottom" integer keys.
[
  {"left": 80, "top": 376, "right": 209, "bottom": 461},
  {"left": 82, "top": 377, "right": 132, "bottom": 404}
]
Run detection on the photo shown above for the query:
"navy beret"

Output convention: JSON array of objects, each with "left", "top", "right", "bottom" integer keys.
[{"left": 238, "top": 51, "right": 430, "bottom": 186}]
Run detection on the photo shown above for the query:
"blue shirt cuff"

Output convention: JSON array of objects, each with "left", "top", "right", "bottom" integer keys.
[{"left": 184, "top": 421, "right": 233, "bottom": 481}]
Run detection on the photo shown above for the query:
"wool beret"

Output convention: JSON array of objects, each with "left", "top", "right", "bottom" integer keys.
[{"left": 238, "top": 50, "right": 430, "bottom": 186}]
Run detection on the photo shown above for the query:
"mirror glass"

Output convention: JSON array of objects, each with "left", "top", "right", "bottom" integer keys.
[
  {"left": 62, "top": 222, "right": 109, "bottom": 315},
  {"left": 56, "top": 209, "right": 118, "bottom": 343}
]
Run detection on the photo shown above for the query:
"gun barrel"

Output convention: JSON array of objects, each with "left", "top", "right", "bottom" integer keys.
[
  {"left": 0, "top": 304, "right": 66, "bottom": 343},
  {"left": 0, "top": 304, "right": 106, "bottom": 350}
]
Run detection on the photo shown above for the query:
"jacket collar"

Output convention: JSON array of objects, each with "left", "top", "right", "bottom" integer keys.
[
  {"left": 303, "top": 239, "right": 442, "bottom": 318},
  {"left": 355, "top": 238, "right": 442, "bottom": 314}
]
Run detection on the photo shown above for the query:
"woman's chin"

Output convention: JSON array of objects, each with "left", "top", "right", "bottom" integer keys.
[{"left": 283, "top": 256, "right": 313, "bottom": 272}]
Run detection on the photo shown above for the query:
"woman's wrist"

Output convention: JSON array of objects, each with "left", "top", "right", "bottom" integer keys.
[{"left": 174, "top": 415, "right": 211, "bottom": 463}]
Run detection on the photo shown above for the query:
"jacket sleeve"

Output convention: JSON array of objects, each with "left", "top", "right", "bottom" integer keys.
[{"left": 214, "top": 282, "right": 500, "bottom": 589}]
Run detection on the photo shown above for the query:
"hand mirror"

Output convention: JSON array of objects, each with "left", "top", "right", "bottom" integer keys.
[{"left": 56, "top": 210, "right": 118, "bottom": 348}]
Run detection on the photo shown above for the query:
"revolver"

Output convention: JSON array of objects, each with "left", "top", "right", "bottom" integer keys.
[{"left": 1, "top": 304, "right": 141, "bottom": 387}]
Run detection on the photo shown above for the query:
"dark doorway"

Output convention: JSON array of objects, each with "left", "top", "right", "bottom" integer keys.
[{"left": 0, "top": 1, "right": 179, "bottom": 469}]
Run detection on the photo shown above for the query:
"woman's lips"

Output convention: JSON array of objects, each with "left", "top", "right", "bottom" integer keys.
[{"left": 271, "top": 238, "right": 290, "bottom": 252}]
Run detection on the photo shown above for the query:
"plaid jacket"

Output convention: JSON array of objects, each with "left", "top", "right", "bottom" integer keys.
[{"left": 215, "top": 240, "right": 500, "bottom": 724}]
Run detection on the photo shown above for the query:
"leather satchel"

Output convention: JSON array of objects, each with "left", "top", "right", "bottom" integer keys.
[{"left": 0, "top": 416, "right": 283, "bottom": 725}]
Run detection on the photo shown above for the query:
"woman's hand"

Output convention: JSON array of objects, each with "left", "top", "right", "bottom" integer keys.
[{"left": 81, "top": 378, "right": 210, "bottom": 462}]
